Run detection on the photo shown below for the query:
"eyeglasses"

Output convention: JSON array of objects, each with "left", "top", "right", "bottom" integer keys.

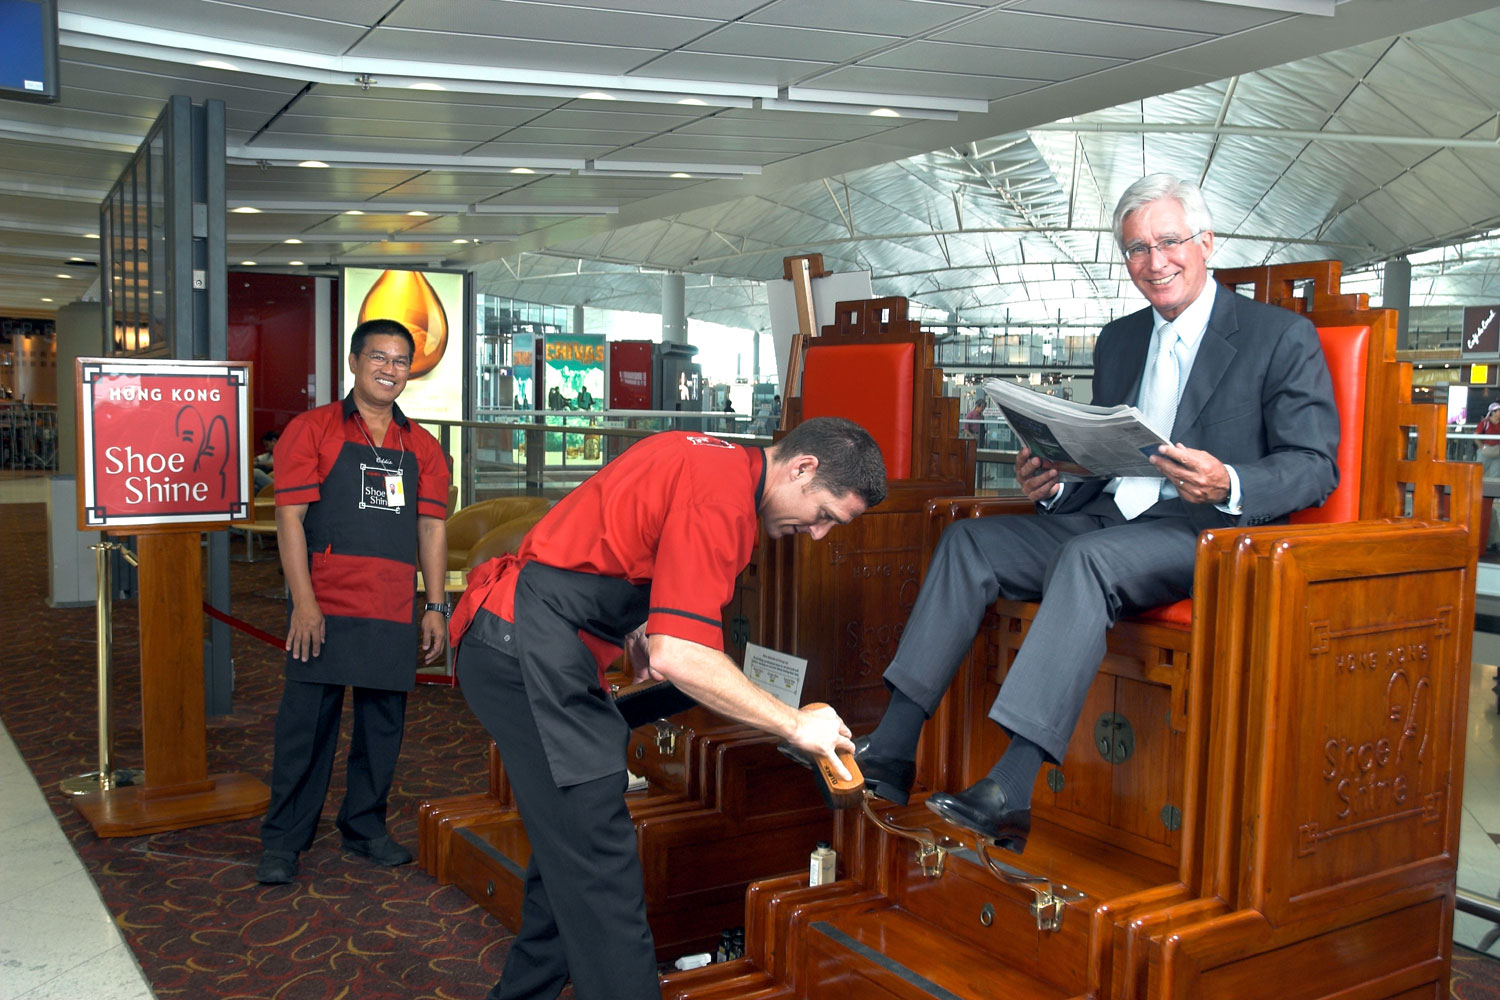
[
  {"left": 363, "top": 351, "right": 411, "bottom": 370},
  {"left": 1123, "top": 232, "right": 1206, "bottom": 263}
]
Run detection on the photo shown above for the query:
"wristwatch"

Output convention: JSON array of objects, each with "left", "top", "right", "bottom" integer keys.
[{"left": 424, "top": 602, "right": 453, "bottom": 617}]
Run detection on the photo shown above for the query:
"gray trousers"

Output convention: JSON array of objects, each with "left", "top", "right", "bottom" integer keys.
[{"left": 883, "top": 500, "right": 1198, "bottom": 763}]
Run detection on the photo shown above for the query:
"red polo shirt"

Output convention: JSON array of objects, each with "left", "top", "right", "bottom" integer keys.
[
  {"left": 451, "top": 432, "right": 765, "bottom": 658},
  {"left": 273, "top": 394, "right": 449, "bottom": 520}
]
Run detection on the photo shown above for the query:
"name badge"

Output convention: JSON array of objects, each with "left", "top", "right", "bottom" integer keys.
[{"left": 385, "top": 474, "right": 406, "bottom": 508}]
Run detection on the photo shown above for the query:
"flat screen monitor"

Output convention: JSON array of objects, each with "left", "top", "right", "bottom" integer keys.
[{"left": 0, "top": 0, "right": 59, "bottom": 103}]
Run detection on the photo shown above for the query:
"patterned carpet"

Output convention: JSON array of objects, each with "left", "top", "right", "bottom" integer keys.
[
  {"left": 0, "top": 502, "right": 515, "bottom": 1000},
  {"left": 2, "top": 499, "right": 1496, "bottom": 999}
]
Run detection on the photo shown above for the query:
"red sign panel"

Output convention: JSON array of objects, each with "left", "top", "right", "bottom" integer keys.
[{"left": 77, "top": 358, "right": 253, "bottom": 531}]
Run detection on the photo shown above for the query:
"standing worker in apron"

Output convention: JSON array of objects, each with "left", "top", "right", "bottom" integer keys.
[
  {"left": 449, "top": 416, "right": 888, "bottom": 1000},
  {"left": 255, "top": 318, "right": 451, "bottom": 884}
]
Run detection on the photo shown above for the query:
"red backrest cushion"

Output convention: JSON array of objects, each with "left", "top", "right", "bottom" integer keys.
[
  {"left": 1288, "top": 324, "right": 1369, "bottom": 525},
  {"left": 800, "top": 342, "right": 915, "bottom": 481},
  {"left": 1139, "top": 324, "right": 1371, "bottom": 630}
]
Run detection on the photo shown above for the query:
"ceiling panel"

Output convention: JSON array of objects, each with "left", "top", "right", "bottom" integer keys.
[
  {"left": 680, "top": 110, "right": 894, "bottom": 141},
  {"left": 746, "top": 0, "right": 984, "bottom": 36},
  {"left": 64, "top": 0, "right": 371, "bottom": 54},
  {"left": 631, "top": 133, "right": 829, "bottom": 154},
  {"left": 1016, "top": 0, "right": 1285, "bottom": 33},
  {"left": 464, "top": 140, "right": 621, "bottom": 160},
  {"left": 804, "top": 65, "right": 1041, "bottom": 102},
  {"left": 930, "top": 10, "right": 1211, "bottom": 59},
  {"left": 684, "top": 23, "right": 900, "bottom": 62},
  {"left": 494, "top": 126, "right": 660, "bottom": 147},
  {"left": 639, "top": 51, "right": 835, "bottom": 87},
  {"left": 526, "top": 108, "right": 704, "bottom": 131},
  {"left": 349, "top": 28, "right": 660, "bottom": 75},
  {"left": 263, "top": 115, "right": 511, "bottom": 143},
  {"left": 865, "top": 40, "right": 1121, "bottom": 80},
  {"left": 285, "top": 97, "right": 552, "bottom": 130},
  {"left": 382, "top": 0, "right": 714, "bottom": 49},
  {"left": 59, "top": 54, "right": 306, "bottom": 115}
]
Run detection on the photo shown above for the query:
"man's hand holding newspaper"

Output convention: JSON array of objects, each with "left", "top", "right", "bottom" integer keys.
[{"left": 981, "top": 379, "right": 1170, "bottom": 481}]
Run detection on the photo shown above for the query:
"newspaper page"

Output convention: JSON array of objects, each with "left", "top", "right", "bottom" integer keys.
[{"left": 981, "top": 378, "right": 1170, "bottom": 481}]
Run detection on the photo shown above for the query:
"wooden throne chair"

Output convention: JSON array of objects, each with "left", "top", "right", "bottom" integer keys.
[
  {"left": 659, "top": 261, "right": 1478, "bottom": 1000},
  {"left": 416, "top": 294, "right": 975, "bottom": 960}
]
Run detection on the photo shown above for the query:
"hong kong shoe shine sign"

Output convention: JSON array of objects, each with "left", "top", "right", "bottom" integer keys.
[{"left": 77, "top": 358, "right": 253, "bottom": 531}]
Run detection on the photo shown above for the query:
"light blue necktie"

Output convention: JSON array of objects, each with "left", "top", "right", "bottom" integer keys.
[{"left": 1115, "top": 323, "right": 1181, "bottom": 520}]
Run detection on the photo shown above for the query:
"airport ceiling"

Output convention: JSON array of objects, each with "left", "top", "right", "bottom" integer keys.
[{"left": 2, "top": 0, "right": 1498, "bottom": 332}]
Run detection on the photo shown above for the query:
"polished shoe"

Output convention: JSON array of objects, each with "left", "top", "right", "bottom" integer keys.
[
  {"left": 924, "top": 778, "right": 1030, "bottom": 853},
  {"left": 852, "top": 736, "right": 915, "bottom": 806},
  {"left": 342, "top": 834, "right": 413, "bottom": 867},
  {"left": 254, "top": 849, "right": 298, "bottom": 884},
  {"left": 776, "top": 741, "right": 865, "bottom": 810}
]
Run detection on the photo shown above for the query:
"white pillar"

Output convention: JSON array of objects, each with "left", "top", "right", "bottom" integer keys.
[{"left": 662, "top": 272, "right": 687, "bottom": 344}]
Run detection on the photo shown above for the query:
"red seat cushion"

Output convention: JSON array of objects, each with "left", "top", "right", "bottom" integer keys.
[
  {"left": 800, "top": 342, "right": 915, "bottom": 481},
  {"left": 1139, "top": 598, "right": 1193, "bottom": 627}
]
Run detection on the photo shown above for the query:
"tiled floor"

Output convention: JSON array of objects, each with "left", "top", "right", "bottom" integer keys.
[
  {"left": 0, "top": 472, "right": 1494, "bottom": 997},
  {"left": 0, "top": 721, "right": 154, "bottom": 1000},
  {"left": 1457, "top": 645, "right": 1500, "bottom": 953}
]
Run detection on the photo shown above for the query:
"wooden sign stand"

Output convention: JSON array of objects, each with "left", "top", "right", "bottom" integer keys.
[
  {"left": 72, "top": 528, "right": 269, "bottom": 836},
  {"left": 71, "top": 357, "right": 268, "bottom": 836}
]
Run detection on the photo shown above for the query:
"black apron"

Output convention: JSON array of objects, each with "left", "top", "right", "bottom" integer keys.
[
  {"left": 467, "top": 562, "right": 650, "bottom": 787},
  {"left": 288, "top": 438, "right": 419, "bottom": 691}
]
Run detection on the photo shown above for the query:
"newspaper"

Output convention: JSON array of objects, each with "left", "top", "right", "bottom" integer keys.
[{"left": 981, "top": 378, "right": 1170, "bottom": 481}]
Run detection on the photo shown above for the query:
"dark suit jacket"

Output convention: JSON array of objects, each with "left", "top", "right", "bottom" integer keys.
[{"left": 1052, "top": 283, "right": 1340, "bottom": 533}]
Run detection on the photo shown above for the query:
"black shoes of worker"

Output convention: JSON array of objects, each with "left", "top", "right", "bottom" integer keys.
[
  {"left": 342, "top": 834, "right": 413, "bottom": 867},
  {"left": 924, "top": 778, "right": 1030, "bottom": 854},
  {"left": 852, "top": 737, "right": 916, "bottom": 807},
  {"left": 255, "top": 849, "right": 298, "bottom": 884}
]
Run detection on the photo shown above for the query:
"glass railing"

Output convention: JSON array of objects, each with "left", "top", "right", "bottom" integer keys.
[
  {"left": 0, "top": 402, "right": 59, "bottom": 470},
  {"left": 417, "top": 411, "right": 1489, "bottom": 511}
]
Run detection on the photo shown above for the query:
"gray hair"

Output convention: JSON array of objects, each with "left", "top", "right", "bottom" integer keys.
[{"left": 1112, "top": 174, "right": 1214, "bottom": 251}]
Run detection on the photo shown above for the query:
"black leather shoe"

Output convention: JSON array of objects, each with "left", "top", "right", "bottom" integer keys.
[
  {"left": 255, "top": 850, "right": 298, "bottom": 884},
  {"left": 342, "top": 835, "right": 413, "bottom": 867},
  {"left": 852, "top": 736, "right": 915, "bottom": 806},
  {"left": 924, "top": 778, "right": 1030, "bottom": 853},
  {"left": 775, "top": 742, "right": 865, "bottom": 810}
]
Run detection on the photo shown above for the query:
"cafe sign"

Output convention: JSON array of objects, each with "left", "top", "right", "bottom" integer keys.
[{"left": 77, "top": 358, "right": 253, "bottom": 531}]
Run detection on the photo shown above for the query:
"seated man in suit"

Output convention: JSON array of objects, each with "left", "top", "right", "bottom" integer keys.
[{"left": 852, "top": 173, "right": 1341, "bottom": 852}]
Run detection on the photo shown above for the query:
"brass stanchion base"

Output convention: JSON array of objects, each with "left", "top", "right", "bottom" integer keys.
[{"left": 59, "top": 768, "right": 145, "bottom": 796}]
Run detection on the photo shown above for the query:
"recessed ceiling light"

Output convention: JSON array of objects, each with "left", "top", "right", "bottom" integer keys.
[
  {"left": 232, "top": 206, "right": 261, "bottom": 214},
  {"left": 408, "top": 82, "right": 445, "bottom": 91},
  {"left": 579, "top": 91, "right": 615, "bottom": 101},
  {"left": 68, "top": 256, "right": 85, "bottom": 262},
  {"left": 284, "top": 238, "right": 303, "bottom": 244},
  {"left": 298, "top": 160, "right": 330, "bottom": 168},
  {"left": 869, "top": 108, "right": 901, "bottom": 118},
  {"left": 85, "top": 233, "right": 100, "bottom": 239},
  {"left": 56, "top": 273, "right": 72, "bottom": 279},
  {"left": 677, "top": 98, "right": 706, "bottom": 106},
  {"left": 510, "top": 167, "right": 535, "bottom": 174},
  {"left": 288, "top": 260, "right": 305, "bottom": 266},
  {"left": 40, "top": 297, "right": 53, "bottom": 302},
  {"left": 240, "top": 260, "right": 257, "bottom": 266},
  {"left": 451, "top": 238, "right": 469, "bottom": 244},
  {"left": 407, "top": 210, "right": 429, "bottom": 216},
  {"left": 197, "top": 59, "right": 237, "bottom": 72},
  {"left": 670, "top": 172, "right": 691, "bottom": 179},
  {"left": 344, "top": 209, "right": 365, "bottom": 215}
]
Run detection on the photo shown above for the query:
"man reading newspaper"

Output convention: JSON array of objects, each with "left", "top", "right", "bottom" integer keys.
[{"left": 836, "top": 173, "right": 1340, "bottom": 853}]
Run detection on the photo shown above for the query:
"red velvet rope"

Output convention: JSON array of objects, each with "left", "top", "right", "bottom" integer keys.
[{"left": 202, "top": 602, "right": 283, "bottom": 650}]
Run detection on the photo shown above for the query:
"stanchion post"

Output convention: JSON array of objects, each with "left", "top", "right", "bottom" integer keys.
[{"left": 59, "top": 541, "right": 143, "bottom": 796}]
